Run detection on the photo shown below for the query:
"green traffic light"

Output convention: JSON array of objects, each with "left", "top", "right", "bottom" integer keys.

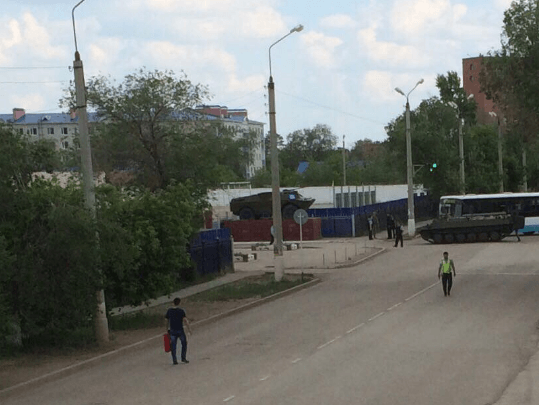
[{"left": 432, "top": 163, "right": 437, "bottom": 168}]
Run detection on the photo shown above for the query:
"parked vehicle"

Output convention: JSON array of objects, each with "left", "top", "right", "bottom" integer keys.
[{"left": 230, "top": 189, "right": 315, "bottom": 220}]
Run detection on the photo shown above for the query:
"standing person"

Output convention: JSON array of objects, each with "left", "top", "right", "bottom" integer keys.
[
  {"left": 438, "top": 252, "right": 457, "bottom": 297},
  {"left": 386, "top": 214, "right": 394, "bottom": 239},
  {"left": 367, "top": 215, "right": 373, "bottom": 240},
  {"left": 394, "top": 222, "right": 403, "bottom": 247},
  {"left": 165, "top": 298, "right": 192, "bottom": 365},
  {"left": 270, "top": 224, "right": 275, "bottom": 245},
  {"left": 372, "top": 211, "right": 379, "bottom": 239}
]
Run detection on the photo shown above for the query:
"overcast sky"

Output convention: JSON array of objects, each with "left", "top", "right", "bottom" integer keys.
[{"left": 0, "top": 0, "right": 513, "bottom": 145}]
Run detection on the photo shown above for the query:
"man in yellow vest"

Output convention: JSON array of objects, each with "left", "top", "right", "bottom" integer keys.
[{"left": 438, "top": 251, "right": 456, "bottom": 296}]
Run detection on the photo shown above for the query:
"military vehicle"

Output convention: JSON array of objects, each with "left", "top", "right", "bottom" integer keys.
[
  {"left": 419, "top": 212, "right": 525, "bottom": 244},
  {"left": 230, "top": 189, "right": 315, "bottom": 220}
]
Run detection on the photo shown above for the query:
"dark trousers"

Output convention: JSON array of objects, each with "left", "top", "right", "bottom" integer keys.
[
  {"left": 387, "top": 227, "right": 393, "bottom": 239},
  {"left": 394, "top": 233, "right": 403, "bottom": 247},
  {"left": 442, "top": 273, "right": 453, "bottom": 296},
  {"left": 270, "top": 234, "right": 274, "bottom": 245},
  {"left": 170, "top": 330, "right": 187, "bottom": 363}
]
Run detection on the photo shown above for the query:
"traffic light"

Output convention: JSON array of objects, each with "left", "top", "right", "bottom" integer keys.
[{"left": 430, "top": 163, "right": 437, "bottom": 172}]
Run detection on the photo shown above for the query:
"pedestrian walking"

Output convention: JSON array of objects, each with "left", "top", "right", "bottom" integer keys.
[
  {"left": 165, "top": 297, "right": 192, "bottom": 365},
  {"left": 394, "top": 222, "right": 403, "bottom": 247},
  {"left": 438, "top": 252, "right": 456, "bottom": 297},
  {"left": 386, "top": 214, "right": 394, "bottom": 239},
  {"left": 367, "top": 215, "right": 374, "bottom": 240}
]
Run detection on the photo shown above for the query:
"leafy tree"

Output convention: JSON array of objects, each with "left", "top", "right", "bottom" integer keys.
[
  {"left": 280, "top": 124, "right": 338, "bottom": 170},
  {"left": 436, "top": 71, "right": 477, "bottom": 124}
]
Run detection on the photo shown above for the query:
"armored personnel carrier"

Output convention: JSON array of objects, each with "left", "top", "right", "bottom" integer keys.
[
  {"left": 419, "top": 212, "right": 524, "bottom": 244},
  {"left": 230, "top": 189, "right": 315, "bottom": 220}
]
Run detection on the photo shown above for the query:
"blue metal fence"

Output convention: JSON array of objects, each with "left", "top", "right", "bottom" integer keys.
[
  {"left": 189, "top": 228, "right": 233, "bottom": 276},
  {"left": 307, "top": 196, "right": 436, "bottom": 238}
]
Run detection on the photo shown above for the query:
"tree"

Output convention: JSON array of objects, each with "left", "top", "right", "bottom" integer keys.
[
  {"left": 280, "top": 124, "right": 338, "bottom": 170},
  {"left": 436, "top": 71, "right": 476, "bottom": 124}
]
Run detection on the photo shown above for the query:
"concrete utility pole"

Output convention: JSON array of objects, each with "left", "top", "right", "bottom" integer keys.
[
  {"left": 395, "top": 79, "right": 424, "bottom": 237},
  {"left": 523, "top": 149, "right": 528, "bottom": 192},
  {"left": 268, "top": 24, "right": 303, "bottom": 282},
  {"left": 342, "top": 135, "right": 346, "bottom": 207},
  {"left": 458, "top": 117, "right": 465, "bottom": 194},
  {"left": 72, "top": 0, "right": 109, "bottom": 344},
  {"left": 489, "top": 112, "right": 504, "bottom": 193}
]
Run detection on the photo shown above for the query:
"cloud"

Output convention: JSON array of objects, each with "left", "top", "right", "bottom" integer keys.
[
  {"left": 358, "top": 26, "right": 428, "bottom": 68},
  {"left": 227, "top": 73, "right": 265, "bottom": 93},
  {"left": 143, "top": 0, "right": 286, "bottom": 39},
  {"left": 301, "top": 31, "right": 343, "bottom": 69},
  {"left": 320, "top": 14, "right": 356, "bottom": 29},
  {"left": 22, "top": 13, "right": 65, "bottom": 59},
  {"left": 11, "top": 93, "right": 46, "bottom": 111},
  {"left": 362, "top": 70, "right": 433, "bottom": 104},
  {"left": 390, "top": 0, "right": 468, "bottom": 36}
]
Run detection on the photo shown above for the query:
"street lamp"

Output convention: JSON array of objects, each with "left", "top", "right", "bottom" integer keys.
[
  {"left": 395, "top": 78, "right": 424, "bottom": 237},
  {"left": 268, "top": 24, "right": 303, "bottom": 282},
  {"left": 489, "top": 111, "right": 504, "bottom": 192},
  {"left": 447, "top": 93, "right": 474, "bottom": 195},
  {"left": 72, "top": 0, "right": 109, "bottom": 343}
]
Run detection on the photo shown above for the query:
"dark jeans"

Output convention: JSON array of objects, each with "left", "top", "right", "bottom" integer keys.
[
  {"left": 394, "top": 233, "right": 403, "bottom": 247},
  {"left": 387, "top": 227, "right": 393, "bottom": 239},
  {"left": 169, "top": 330, "right": 187, "bottom": 363},
  {"left": 442, "top": 273, "right": 453, "bottom": 295}
]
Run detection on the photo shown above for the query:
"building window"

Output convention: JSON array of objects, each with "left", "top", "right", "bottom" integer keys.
[
  {"left": 47, "top": 127, "right": 55, "bottom": 135},
  {"left": 27, "top": 127, "right": 37, "bottom": 135},
  {"left": 470, "top": 63, "right": 475, "bottom": 71},
  {"left": 469, "top": 75, "right": 474, "bottom": 82},
  {"left": 61, "top": 127, "right": 68, "bottom": 135},
  {"left": 62, "top": 141, "right": 69, "bottom": 149},
  {"left": 18, "top": 128, "right": 23, "bottom": 135}
]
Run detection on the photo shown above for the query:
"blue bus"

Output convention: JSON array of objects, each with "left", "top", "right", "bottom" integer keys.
[{"left": 439, "top": 192, "right": 539, "bottom": 234}]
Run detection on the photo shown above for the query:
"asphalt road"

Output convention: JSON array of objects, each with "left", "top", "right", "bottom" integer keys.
[{"left": 4, "top": 236, "right": 539, "bottom": 405}]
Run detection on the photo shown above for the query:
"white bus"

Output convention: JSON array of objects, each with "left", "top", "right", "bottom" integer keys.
[{"left": 439, "top": 192, "right": 539, "bottom": 234}]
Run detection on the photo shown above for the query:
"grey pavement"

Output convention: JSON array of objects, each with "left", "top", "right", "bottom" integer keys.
[{"left": 3, "top": 232, "right": 539, "bottom": 405}]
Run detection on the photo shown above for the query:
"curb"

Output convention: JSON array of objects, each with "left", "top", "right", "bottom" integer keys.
[
  {"left": 0, "top": 277, "right": 321, "bottom": 399},
  {"left": 333, "top": 247, "right": 386, "bottom": 269}
]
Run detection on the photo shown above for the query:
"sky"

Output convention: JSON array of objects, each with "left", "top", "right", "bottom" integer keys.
[{"left": 0, "top": 0, "right": 514, "bottom": 146}]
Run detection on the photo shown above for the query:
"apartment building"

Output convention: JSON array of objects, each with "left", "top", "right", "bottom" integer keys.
[{"left": 0, "top": 105, "right": 265, "bottom": 179}]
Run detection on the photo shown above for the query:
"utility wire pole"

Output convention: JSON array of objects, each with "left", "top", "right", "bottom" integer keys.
[{"left": 72, "top": 0, "right": 109, "bottom": 344}]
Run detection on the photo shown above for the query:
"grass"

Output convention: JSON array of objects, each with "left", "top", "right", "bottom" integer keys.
[
  {"left": 187, "top": 273, "right": 312, "bottom": 302},
  {"left": 108, "top": 273, "right": 314, "bottom": 331}
]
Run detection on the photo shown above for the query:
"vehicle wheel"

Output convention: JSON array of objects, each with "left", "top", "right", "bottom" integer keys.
[
  {"left": 239, "top": 207, "right": 255, "bottom": 220},
  {"left": 466, "top": 233, "right": 477, "bottom": 243},
  {"left": 456, "top": 233, "right": 466, "bottom": 243},
  {"left": 433, "top": 234, "right": 443, "bottom": 244},
  {"left": 490, "top": 231, "right": 501, "bottom": 241},
  {"left": 282, "top": 204, "right": 297, "bottom": 219},
  {"left": 444, "top": 233, "right": 455, "bottom": 244},
  {"left": 524, "top": 231, "right": 535, "bottom": 236},
  {"left": 478, "top": 232, "right": 489, "bottom": 242}
]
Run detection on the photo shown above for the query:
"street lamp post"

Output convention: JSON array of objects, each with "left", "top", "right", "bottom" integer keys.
[
  {"left": 72, "top": 0, "right": 109, "bottom": 344},
  {"left": 489, "top": 111, "right": 504, "bottom": 192},
  {"left": 395, "top": 79, "right": 424, "bottom": 237},
  {"left": 268, "top": 24, "right": 303, "bottom": 282}
]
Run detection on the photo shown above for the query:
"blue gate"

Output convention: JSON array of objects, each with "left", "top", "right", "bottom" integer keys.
[{"left": 189, "top": 228, "right": 233, "bottom": 276}]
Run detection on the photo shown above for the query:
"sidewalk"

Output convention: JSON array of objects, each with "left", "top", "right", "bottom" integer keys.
[{"left": 109, "top": 271, "right": 262, "bottom": 316}]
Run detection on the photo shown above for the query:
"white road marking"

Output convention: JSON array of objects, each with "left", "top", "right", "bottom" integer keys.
[
  {"left": 291, "top": 358, "right": 302, "bottom": 364},
  {"left": 368, "top": 312, "right": 385, "bottom": 322},
  {"left": 317, "top": 336, "right": 342, "bottom": 350},
  {"left": 405, "top": 282, "right": 439, "bottom": 302},
  {"left": 346, "top": 323, "right": 365, "bottom": 334},
  {"left": 387, "top": 302, "right": 402, "bottom": 311},
  {"left": 224, "top": 395, "right": 235, "bottom": 402},
  {"left": 260, "top": 376, "right": 270, "bottom": 381}
]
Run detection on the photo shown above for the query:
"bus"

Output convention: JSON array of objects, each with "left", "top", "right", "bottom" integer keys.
[{"left": 439, "top": 192, "right": 539, "bottom": 234}]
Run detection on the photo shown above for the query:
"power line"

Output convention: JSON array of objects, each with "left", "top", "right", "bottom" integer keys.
[
  {"left": 0, "top": 81, "right": 68, "bottom": 84},
  {"left": 220, "top": 87, "right": 265, "bottom": 106},
  {"left": 276, "top": 90, "right": 386, "bottom": 125},
  {"left": 0, "top": 66, "right": 68, "bottom": 70}
]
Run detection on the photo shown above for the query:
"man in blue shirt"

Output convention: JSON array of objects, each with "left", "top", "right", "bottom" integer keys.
[{"left": 165, "top": 298, "right": 192, "bottom": 364}]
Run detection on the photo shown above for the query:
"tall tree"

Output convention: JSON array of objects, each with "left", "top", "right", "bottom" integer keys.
[{"left": 280, "top": 124, "right": 338, "bottom": 170}]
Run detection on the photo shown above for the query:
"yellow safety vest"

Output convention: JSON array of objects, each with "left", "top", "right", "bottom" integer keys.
[{"left": 441, "top": 259, "right": 452, "bottom": 274}]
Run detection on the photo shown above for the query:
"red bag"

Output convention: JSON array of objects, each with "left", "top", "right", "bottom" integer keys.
[{"left": 163, "top": 333, "right": 171, "bottom": 353}]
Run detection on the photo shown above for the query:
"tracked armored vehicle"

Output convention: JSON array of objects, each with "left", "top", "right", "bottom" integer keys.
[
  {"left": 230, "top": 189, "right": 315, "bottom": 220},
  {"left": 420, "top": 212, "right": 524, "bottom": 244}
]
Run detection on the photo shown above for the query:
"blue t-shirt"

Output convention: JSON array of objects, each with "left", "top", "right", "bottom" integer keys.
[{"left": 166, "top": 307, "right": 186, "bottom": 332}]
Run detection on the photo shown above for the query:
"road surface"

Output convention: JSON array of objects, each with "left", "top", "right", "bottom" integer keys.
[{"left": 4, "top": 237, "right": 539, "bottom": 405}]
